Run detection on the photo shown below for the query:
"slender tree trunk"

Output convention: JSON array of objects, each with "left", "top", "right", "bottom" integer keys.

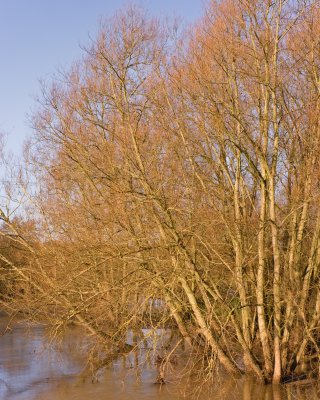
[{"left": 179, "top": 276, "right": 239, "bottom": 374}]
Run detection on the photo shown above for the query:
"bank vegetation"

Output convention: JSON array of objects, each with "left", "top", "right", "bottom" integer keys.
[{"left": 0, "top": 0, "right": 319, "bottom": 385}]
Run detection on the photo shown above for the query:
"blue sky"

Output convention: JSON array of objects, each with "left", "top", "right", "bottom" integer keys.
[{"left": 0, "top": 0, "right": 204, "bottom": 155}]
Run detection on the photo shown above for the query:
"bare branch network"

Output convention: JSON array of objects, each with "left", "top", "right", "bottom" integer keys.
[{"left": 0, "top": 0, "right": 319, "bottom": 386}]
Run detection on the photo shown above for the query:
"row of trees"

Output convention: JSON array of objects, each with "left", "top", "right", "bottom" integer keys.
[{"left": 0, "top": 0, "right": 319, "bottom": 384}]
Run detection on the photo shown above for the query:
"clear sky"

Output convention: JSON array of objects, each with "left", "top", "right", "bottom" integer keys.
[{"left": 0, "top": 0, "right": 204, "bottom": 156}]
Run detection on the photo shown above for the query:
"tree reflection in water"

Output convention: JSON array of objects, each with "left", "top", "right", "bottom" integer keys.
[{"left": 0, "top": 317, "right": 319, "bottom": 400}]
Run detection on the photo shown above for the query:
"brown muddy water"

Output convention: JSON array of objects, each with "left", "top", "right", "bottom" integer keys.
[{"left": 0, "top": 316, "right": 319, "bottom": 400}]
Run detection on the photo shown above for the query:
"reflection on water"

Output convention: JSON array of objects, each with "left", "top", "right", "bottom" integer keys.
[{"left": 0, "top": 316, "right": 319, "bottom": 400}]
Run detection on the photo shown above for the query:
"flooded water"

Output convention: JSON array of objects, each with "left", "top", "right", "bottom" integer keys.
[{"left": 0, "top": 316, "right": 319, "bottom": 400}]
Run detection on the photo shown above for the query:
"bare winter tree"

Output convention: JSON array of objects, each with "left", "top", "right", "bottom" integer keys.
[{"left": 1, "top": 1, "right": 319, "bottom": 385}]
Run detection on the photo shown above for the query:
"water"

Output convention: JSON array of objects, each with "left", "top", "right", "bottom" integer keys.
[{"left": 0, "top": 316, "right": 319, "bottom": 400}]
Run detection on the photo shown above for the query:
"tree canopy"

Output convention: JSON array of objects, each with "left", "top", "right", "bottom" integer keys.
[{"left": 1, "top": 0, "right": 320, "bottom": 385}]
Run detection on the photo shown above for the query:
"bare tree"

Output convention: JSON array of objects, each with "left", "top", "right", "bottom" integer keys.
[{"left": 1, "top": 1, "right": 319, "bottom": 385}]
